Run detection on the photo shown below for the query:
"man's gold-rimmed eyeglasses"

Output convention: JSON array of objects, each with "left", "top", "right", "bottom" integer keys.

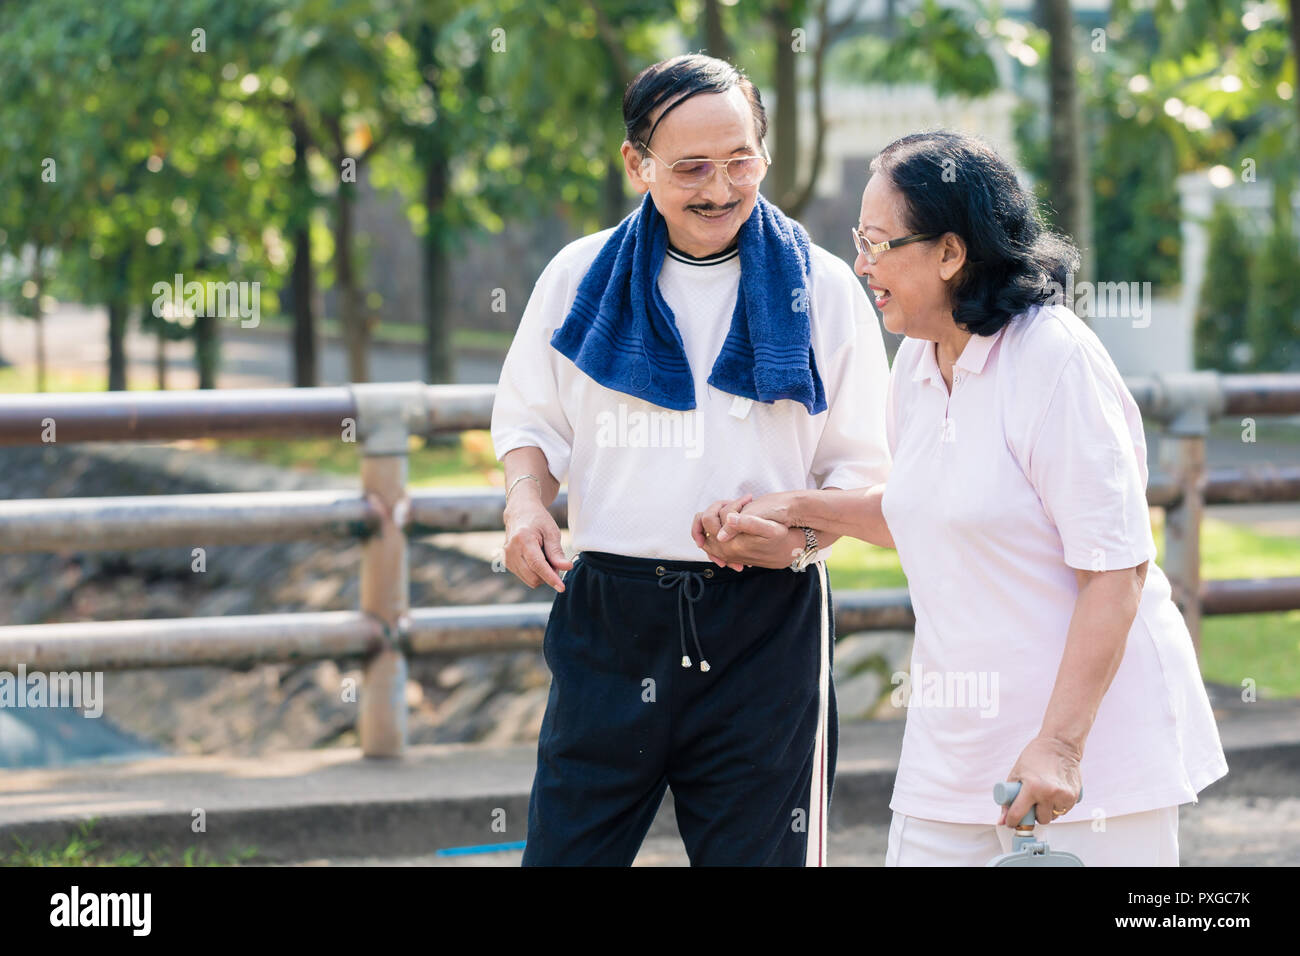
[
  {"left": 851, "top": 226, "right": 941, "bottom": 265},
  {"left": 637, "top": 140, "right": 772, "bottom": 189}
]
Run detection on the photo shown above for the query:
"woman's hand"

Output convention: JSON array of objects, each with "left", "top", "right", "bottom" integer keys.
[
  {"left": 999, "top": 735, "right": 1084, "bottom": 826},
  {"left": 692, "top": 494, "right": 805, "bottom": 570},
  {"left": 715, "top": 491, "right": 802, "bottom": 541},
  {"left": 717, "top": 485, "right": 895, "bottom": 549}
]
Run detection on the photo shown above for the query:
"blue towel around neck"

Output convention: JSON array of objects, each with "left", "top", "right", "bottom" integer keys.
[{"left": 549, "top": 192, "right": 826, "bottom": 414}]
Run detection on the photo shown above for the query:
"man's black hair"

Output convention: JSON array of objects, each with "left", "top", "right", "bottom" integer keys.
[{"left": 623, "top": 53, "right": 768, "bottom": 152}]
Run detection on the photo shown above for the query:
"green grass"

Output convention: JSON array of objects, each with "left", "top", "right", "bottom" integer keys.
[
  {"left": 0, "top": 364, "right": 158, "bottom": 394},
  {"left": 253, "top": 312, "right": 515, "bottom": 352},
  {"left": 1151, "top": 509, "right": 1300, "bottom": 698},
  {"left": 824, "top": 536, "right": 908, "bottom": 590},
  {"left": 1199, "top": 611, "right": 1300, "bottom": 699},
  {"left": 203, "top": 432, "right": 503, "bottom": 488},
  {"left": 0, "top": 819, "right": 258, "bottom": 867}
]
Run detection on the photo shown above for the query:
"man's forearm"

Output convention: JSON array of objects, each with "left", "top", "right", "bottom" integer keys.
[{"left": 503, "top": 446, "right": 561, "bottom": 510}]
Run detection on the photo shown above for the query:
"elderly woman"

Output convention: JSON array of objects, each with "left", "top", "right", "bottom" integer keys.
[{"left": 695, "top": 131, "right": 1228, "bottom": 866}]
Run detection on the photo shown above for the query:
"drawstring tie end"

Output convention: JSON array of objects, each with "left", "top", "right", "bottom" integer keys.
[{"left": 658, "top": 565, "right": 714, "bottom": 675}]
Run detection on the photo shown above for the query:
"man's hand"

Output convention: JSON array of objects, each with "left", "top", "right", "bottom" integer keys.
[
  {"left": 692, "top": 495, "right": 805, "bottom": 570},
  {"left": 503, "top": 485, "right": 573, "bottom": 592}
]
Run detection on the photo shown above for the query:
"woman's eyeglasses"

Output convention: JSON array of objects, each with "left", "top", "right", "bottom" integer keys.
[
  {"left": 638, "top": 141, "right": 772, "bottom": 189},
  {"left": 851, "top": 226, "right": 941, "bottom": 265}
]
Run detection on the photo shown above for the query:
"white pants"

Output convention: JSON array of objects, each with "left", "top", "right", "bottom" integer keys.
[{"left": 885, "top": 805, "right": 1180, "bottom": 866}]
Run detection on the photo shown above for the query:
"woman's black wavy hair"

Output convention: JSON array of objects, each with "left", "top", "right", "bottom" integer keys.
[{"left": 869, "top": 130, "right": 1080, "bottom": 337}]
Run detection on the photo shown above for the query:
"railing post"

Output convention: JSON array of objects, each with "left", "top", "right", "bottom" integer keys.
[
  {"left": 351, "top": 384, "right": 426, "bottom": 758},
  {"left": 1162, "top": 408, "right": 1209, "bottom": 658}
]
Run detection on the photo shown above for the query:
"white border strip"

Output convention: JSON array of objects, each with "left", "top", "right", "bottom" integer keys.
[{"left": 805, "top": 560, "right": 831, "bottom": 866}]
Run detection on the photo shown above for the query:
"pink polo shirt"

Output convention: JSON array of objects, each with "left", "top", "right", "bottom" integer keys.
[{"left": 881, "top": 302, "right": 1228, "bottom": 825}]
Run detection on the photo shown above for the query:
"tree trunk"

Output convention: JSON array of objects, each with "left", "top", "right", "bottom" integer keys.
[
  {"left": 194, "top": 312, "right": 218, "bottom": 388},
  {"left": 779, "top": 0, "right": 838, "bottom": 219},
  {"left": 585, "top": 10, "right": 631, "bottom": 228},
  {"left": 107, "top": 250, "right": 130, "bottom": 392},
  {"left": 702, "top": 0, "right": 733, "bottom": 60},
  {"left": 290, "top": 224, "right": 317, "bottom": 387},
  {"left": 1290, "top": 1, "right": 1300, "bottom": 156},
  {"left": 414, "top": 21, "right": 454, "bottom": 385},
  {"left": 34, "top": 313, "right": 45, "bottom": 393},
  {"left": 334, "top": 173, "right": 369, "bottom": 383},
  {"left": 155, "top": 331, "right": 167, "bottom": 390},
  {"left": 422, "top": 158, "right": 453, "bottom": 384},
  {"left": 770, "top": 0, "right": 799, "bottom": 210},
  {"left": 290, "top": 111, "right": 318, "bottom": 388},
  {"left": 1041, "top": 0, "right": 1092, "bottom": 287},
  {"left": 107, "top": 300, "right": 128, "bottom": 391},
  {"left": 31, "top": 242, "right": 45, "bottom": 393},
  {"left": 603, "top": 151, "right": 627, "bottom": 228}
]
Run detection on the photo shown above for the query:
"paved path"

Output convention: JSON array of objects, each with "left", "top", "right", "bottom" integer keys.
[
  {"left": 2, "top": 694, "right": 1297, "bottom": 866},
  {"left": 292, "top": 795, "right": 1300, "bottom": 867}
]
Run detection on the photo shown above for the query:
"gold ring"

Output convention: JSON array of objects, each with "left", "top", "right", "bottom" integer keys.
[
  {"left": 704, "top": 531, "right": 710, "bottom": 538},
  {"left": 1052, "top": 808, "right": 1067, "bottom": 817}
]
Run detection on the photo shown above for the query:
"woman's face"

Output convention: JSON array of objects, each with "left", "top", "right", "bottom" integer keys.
[{"left": 855, "top": 172, "right": 963, "bottom": 341}]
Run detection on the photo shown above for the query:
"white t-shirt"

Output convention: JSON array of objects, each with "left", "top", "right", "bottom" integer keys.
[
  {"left": 491, "top": 229, "right": 892, "bottom": 561},
  {"left": 882, "top": 302, "right": 1229, "bottom": 824}
]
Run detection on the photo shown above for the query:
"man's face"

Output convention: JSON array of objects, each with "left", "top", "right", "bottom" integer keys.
[{"left": 621, "top": 86, "right": 765, "bottom": 258}]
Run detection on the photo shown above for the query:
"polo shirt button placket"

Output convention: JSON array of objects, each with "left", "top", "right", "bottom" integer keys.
[{"left": 940, "top": 374, "right": 959, "bottom": 445}]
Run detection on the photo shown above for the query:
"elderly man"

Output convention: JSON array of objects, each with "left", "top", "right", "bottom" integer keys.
[{"left": 490, "top": 53, "right": 890, "bottom": 866}]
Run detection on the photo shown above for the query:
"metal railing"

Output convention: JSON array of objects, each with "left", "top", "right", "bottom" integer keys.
[{"left": 1, "top": 374, "right": 1297, "bottom": 757}]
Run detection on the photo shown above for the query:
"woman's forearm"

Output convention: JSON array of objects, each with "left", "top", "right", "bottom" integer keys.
[
  {"left": 1037, "top": 567, "right": 1144, "bottom": 758},
  {"left": 789, "top": 485, "right": 894, "bottom": 548}
]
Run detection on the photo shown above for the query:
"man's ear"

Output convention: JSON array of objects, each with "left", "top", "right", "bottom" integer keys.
[
  {"left": 621, "top": 140, "right": 652, "bottom": 195},
  {"left": 937, "top": 232, "right": 967, "bottom": 282}
]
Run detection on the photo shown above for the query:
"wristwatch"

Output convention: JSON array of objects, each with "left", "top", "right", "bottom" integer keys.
[{"left": 790, "top": 526, "right": 819, "bottom": 572}]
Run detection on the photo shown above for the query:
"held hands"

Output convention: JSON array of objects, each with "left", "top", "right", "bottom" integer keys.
[
  {"left": 998, "top": 735, "right": 1084, "bottom": 827},
  {"left": 690, "top": 493, "right": 804, "bottom": 570}
]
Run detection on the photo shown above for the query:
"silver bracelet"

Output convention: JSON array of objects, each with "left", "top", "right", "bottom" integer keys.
[{"left": 505, "top": 473, "right": 540, "bottom": 503}]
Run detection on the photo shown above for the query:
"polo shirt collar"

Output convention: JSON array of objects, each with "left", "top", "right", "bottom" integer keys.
[
  {"left": 955, "top": 326, "right": 1004, "bottom": 374},
  {"left": 911, "top": 327, "right": 1005, "bottom": 383}
]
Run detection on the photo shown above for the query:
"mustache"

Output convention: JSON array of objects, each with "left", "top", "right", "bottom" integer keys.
[{"left": 686, "top": 201, "right": 740, "bottom": 213}]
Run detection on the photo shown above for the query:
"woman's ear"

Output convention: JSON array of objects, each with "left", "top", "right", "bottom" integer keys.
[
  {"left": 621, "top": 141, "right": 652, "bottom": 195},
  {"left": 936, "top": 232, "right": 967, "bottom": 282}
]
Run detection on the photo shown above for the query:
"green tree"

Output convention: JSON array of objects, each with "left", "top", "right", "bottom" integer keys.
[
  {"left": 0, "top": 0, "right": 287, "bottom": 390},
  {"left": 1194, "top": 201, "right": 1253, "bottom": 370},
  {"left": 1245, "top": 218, "right": 1300, "bottom": 371}
]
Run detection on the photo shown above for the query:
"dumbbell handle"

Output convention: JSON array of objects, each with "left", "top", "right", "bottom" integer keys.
[{"left": 993, "top": 781, "right": 1083, "bottom": 828}]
